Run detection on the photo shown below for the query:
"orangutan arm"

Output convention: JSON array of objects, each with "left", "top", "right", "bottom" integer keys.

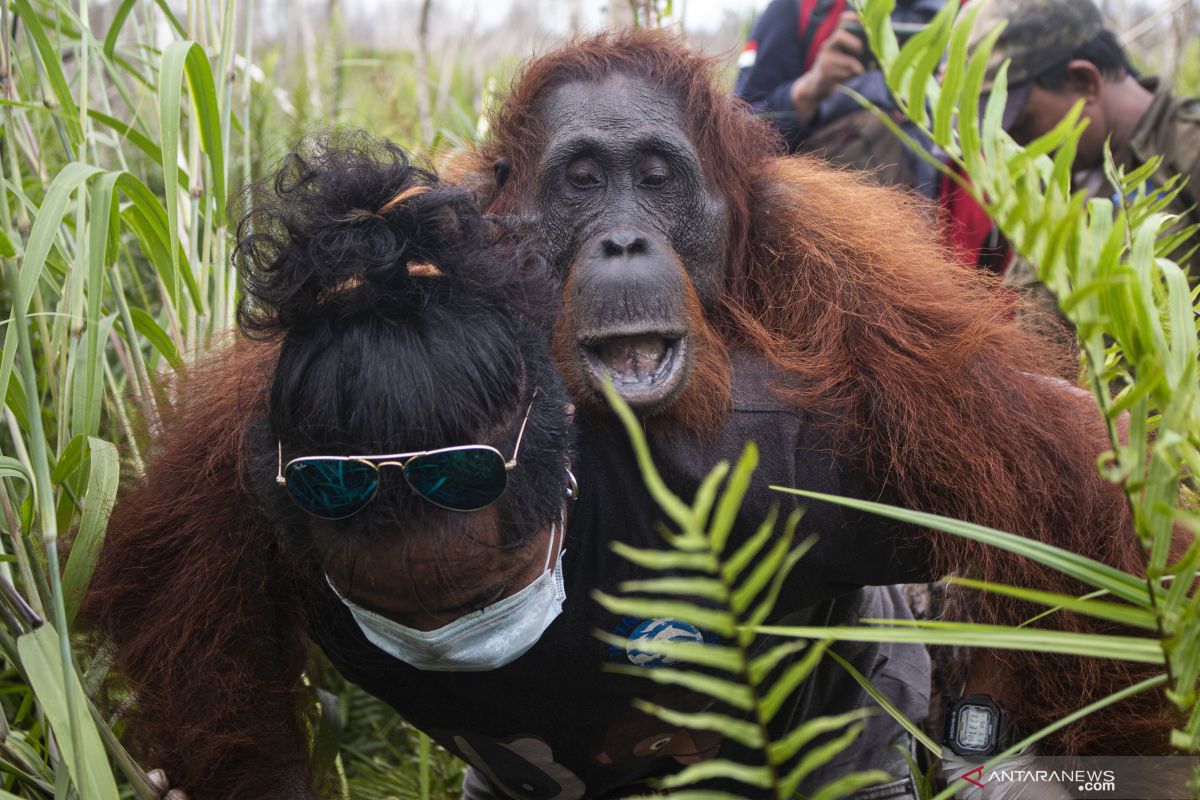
[
  {"left": 731, "top": 160, "right": 1179, "bottom": 753},
  {"left": 79, "top": 343, "right": 316, "bottom": 800}
]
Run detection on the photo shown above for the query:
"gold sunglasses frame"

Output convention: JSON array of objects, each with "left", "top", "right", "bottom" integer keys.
[{"left": 276, "top": 389, "right": 539, "bottom": 516}]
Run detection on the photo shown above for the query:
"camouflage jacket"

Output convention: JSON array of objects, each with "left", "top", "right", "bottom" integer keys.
[{"left": 1123, "top": 78, "right": 1200, "bottom": 249}]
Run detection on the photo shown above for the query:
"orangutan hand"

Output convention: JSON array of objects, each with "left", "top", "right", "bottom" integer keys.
[{"left": 147, "top": 769, "right": 190, "bottom": 800}]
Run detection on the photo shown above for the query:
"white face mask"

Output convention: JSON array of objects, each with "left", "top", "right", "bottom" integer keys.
[{"left": 328, "top": 516, "right": 566, "bottom": 672}]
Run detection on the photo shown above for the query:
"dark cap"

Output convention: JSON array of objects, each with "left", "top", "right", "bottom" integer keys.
[{"left": 969, "top": 0, "right": 1107, "bottom": 90}]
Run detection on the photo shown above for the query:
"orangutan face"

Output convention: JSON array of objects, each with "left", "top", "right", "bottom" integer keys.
[{"left": 528, "top": 73, "right": 730, "bottom": 416}]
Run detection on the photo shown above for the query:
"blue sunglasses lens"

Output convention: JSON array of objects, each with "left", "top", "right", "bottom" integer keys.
[
  {"left": 284, "top": 460, "right": 380, "bottom": 520},
  {"left": 404, "top": 449, "right": 508, "bottom": 511}
]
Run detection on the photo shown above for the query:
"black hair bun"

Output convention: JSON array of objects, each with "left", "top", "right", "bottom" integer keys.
[{"left": 233, "top": 130, "right": 553, "bottom": 336}]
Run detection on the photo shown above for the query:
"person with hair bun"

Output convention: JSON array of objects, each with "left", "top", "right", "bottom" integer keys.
[
  {"left": 236, "top": 131, "right": 577, "bottom": 645},
  {"left": 85, "top": 131, "right": 930, "bottom": 800}
]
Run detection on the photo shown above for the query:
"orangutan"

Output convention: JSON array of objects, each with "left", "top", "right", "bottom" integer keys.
[
  {"left": 82, "top": 30, "right": 1171, "bottom": 800},
  {"left": 451, "top": 30, "right": 1167, "bottom": 756}
]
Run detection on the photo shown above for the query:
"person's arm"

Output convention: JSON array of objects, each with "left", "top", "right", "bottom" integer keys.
[
  {"left": 737, "top": 3, "right": 867, "bottom": 140},
  {"left": 787, "top": 16, "right": 867, "bottom": 126}
]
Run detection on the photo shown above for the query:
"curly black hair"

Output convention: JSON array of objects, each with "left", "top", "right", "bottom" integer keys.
[
  {"left": 1035, "top": 29, "right": 1133, "bottom": 90},
  {"left": 234, "top": 129, "right": 555, "bottom": 335},
  {"left": 234, "top": 130, "right": 573, "bottom": 558}
]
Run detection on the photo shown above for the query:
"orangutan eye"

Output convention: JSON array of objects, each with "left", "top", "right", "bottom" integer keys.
[
  {"left": 566, "top": 158, "right": 603, "bottom": 190},
  {"left": 639, "top": 154, "right": 671, "bottom": 189}
]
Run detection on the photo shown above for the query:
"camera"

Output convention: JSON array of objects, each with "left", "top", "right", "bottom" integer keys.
[{"left": 843, "top": 21, "right": 928, "bottom": 70}]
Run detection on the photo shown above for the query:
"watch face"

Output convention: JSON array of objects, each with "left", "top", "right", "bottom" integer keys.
[{"left": 957, "top": 705, "right": 995, "bottom": 750}]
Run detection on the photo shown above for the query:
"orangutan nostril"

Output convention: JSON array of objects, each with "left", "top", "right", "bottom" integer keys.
[{"left": 599, "top": 229, "right": 651, "bottom": 259}]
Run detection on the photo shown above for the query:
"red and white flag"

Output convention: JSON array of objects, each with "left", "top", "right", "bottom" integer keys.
[{"left": 737, "top": 40, "right": 758, "bottom": 69}]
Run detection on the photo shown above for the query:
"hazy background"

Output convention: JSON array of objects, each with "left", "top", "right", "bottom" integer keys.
[
  {"left": 90, "top": 0, "right": 1200, "bottom": 165},
  {"left": 249, "top": 0, "right": 1197, "bottom": 64}
]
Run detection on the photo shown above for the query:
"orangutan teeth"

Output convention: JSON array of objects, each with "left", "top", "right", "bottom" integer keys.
[
  {"left": 596, "top": 336, "right": 672, "bottom": 384},
  {"left": 579, "top": 333, "right": 686, "bottom": 409}
]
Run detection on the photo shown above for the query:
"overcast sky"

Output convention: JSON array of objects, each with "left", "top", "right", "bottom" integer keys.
[
  {"left": 334, "top": 0, "right": 1188, "bottom": 55},
  {"left": 351, "top": 0, "right": 760, "bottom": 33},
  {"left": 404, "top": 0, "right": 1183, "bottom": 33},
  {"left": 384, "top": 0, "right": 1180, "bottom": 33}
]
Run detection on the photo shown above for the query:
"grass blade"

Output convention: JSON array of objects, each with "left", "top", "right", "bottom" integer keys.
[
  {"left": 756, "top": 622, "right": 1164, "bottom": 664},
  {"left": 62, "top": 438, "right": 119, "bottom": 624},
  {"left": 18, "top": 624, "right": 119, "bottom": 799},
  {"left": 772, "top": 487, "right": 1155, "bottom": 607}
]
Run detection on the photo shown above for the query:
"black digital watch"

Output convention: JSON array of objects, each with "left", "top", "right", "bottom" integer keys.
[{"left": 944, "top": 694, "right": 1013, "bottom": 757}]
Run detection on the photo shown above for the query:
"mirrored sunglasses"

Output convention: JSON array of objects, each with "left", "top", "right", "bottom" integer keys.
[{"left": 276, "top": 391, "right": 537, "bottom": 519}]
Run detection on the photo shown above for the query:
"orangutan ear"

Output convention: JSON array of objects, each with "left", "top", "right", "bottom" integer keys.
[{"left": 493, "top": 158, "right": 512, "bottom": 190}]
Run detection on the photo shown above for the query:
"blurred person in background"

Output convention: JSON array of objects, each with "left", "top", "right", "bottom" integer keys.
[
  {"left": 971, "top": 0, "right": 1200, "bottom": 303},
  {"left": 735, "top": 0, "right": 1009, "bottom": 273},
  {"left": 735, "top": 0, "right": 946, "bottom": 193}
]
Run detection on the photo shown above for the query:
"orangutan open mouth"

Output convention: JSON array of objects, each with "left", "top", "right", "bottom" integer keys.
[{"left": 581, "top": 333, "right": 688, "bottom": 410}]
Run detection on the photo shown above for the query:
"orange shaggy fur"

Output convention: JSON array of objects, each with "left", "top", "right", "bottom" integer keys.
[{"left": 80, "top": 342, "right": 312, "bottom": 798}]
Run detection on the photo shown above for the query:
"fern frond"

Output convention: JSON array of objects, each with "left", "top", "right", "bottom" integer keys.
[
  {"left": 719, "top": 504, "right": 780, "bottom": 581},
  {"left": 601, "top": 664, "right": 757, "bottom": 710},
  {"left": 691, "top": 460, "right": 732, "bottom": 534},
  {"left": 598, "top": 381, "right": 901, "bottom": 797},
  {"left": 745, "top": 532, "right": 814, "bottom": 629},
  {"left": 630, "top": 701, "right": 765, "bottom": 749},
  {"left": 778, "top": 724, "right": 867, "bottom": 798},
  {"left": 618, "top": 576, "right": 730, "bottom": 602},
  {"left": 730, "top": 528, "right": 795, "bottom": 614},
  {"left": 709, "top": 444, "right": 760, "bottom": 556},
  {"left": 592, "top": 632, "right": 743, "bottom": 671},
  {"left": 767, "top": 709, "right": 876, "bottom": 766},
  {"left": 591, "top": 593, "right": 736, "bottom": 637},
  {"left": 758, "top": 641, "right": 831, "bottom": 724},
  {"left": 809, "top": 771, "right": 894, "bottom": 800},
  {"left": 609, "top": 542, "right": 718, "bottom": 572},
  {"left": 641, "top": 791, "right": 746, "bottom": 800},
  {"left": 748, "top": 641, "right": 812, "bottom": 684},
  {"left": 654, "top": 759, "right": 773, "bottom": 791}
]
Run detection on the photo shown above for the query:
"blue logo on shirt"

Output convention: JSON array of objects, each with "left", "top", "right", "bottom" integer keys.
[{"left": 625, "top": 618, "right": 707, "bottom": 667}]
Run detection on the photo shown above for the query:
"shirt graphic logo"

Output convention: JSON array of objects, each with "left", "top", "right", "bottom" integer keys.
[{"left": 625, "top": 618, "right": 706, "bottom": 667}]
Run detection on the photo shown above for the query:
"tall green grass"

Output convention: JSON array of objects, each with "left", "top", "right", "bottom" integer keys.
[
  {"left": 0, "top": 0, "right": 229, "bottom": 795},
  {"left": 0, "top": 1, "right": 504, "bottom": 796}
]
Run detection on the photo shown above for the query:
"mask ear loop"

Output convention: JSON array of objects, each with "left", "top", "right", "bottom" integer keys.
[
  {"left": 552, "top": 467, "right": 576, "bottom": 571},
  {"left": 543, "top": 512, "right": 562, "bottom": 572}
]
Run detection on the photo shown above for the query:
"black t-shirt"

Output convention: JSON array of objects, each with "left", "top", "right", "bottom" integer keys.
[{"left": 304, "top": 353, "right": 931, "bottom": 799}]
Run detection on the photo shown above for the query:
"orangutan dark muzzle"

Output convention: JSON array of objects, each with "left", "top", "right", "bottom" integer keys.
[{"left": 567, "top": 227, "right": 692, "bottom": 415}]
